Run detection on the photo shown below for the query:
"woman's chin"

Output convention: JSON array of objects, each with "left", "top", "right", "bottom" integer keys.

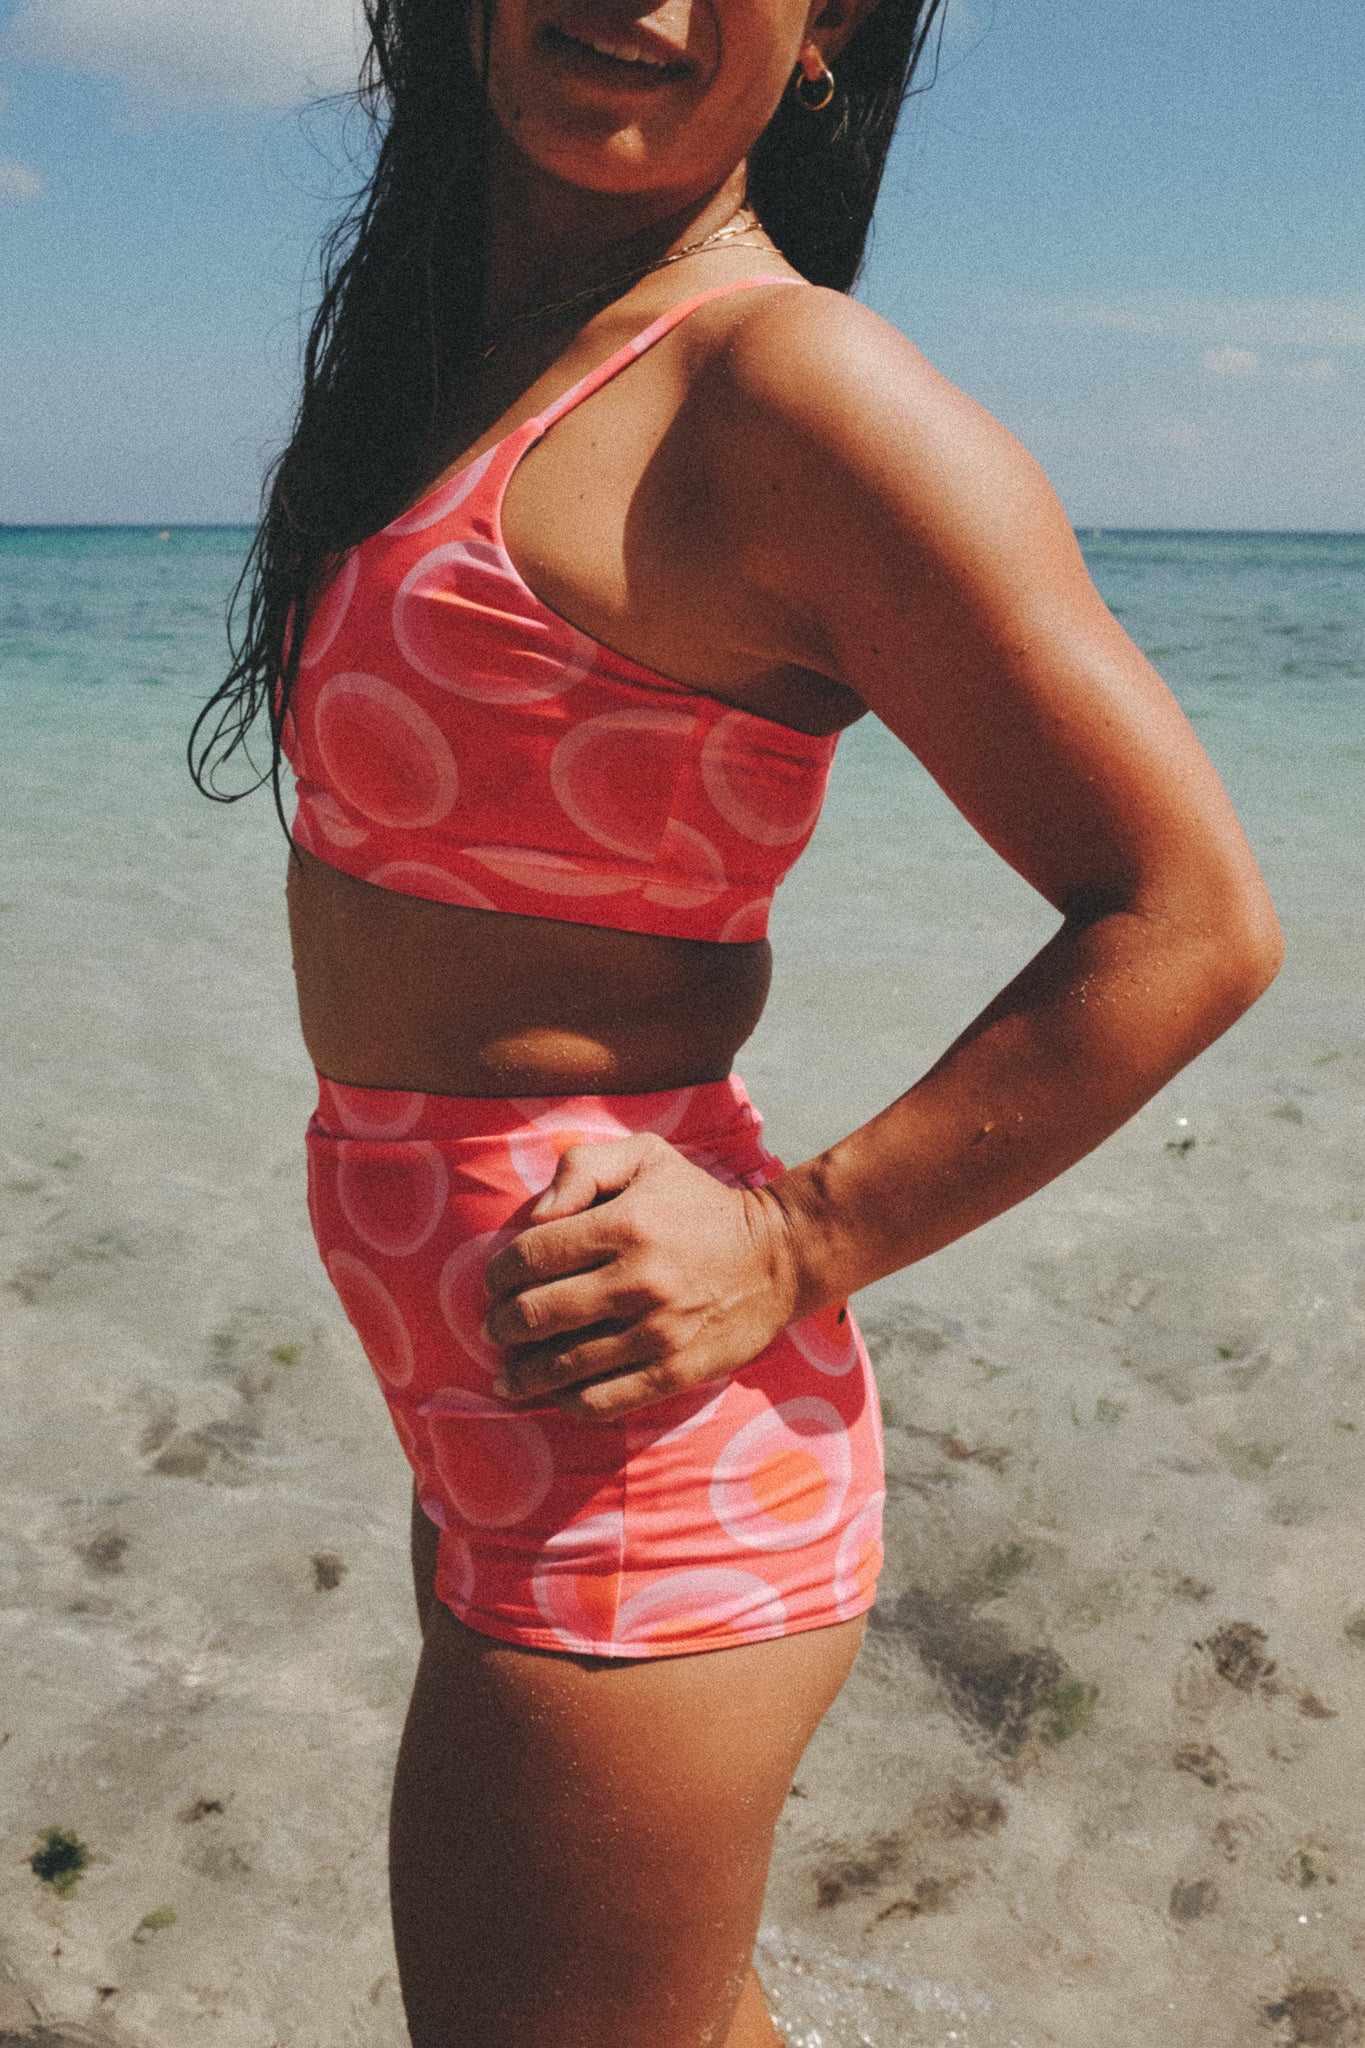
[{"left": 500, "top": 115, "right": 684, "bottom": 198}]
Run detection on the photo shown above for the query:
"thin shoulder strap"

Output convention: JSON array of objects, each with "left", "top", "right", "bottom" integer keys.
[{"left": 532, "top": 276, "right": 806, "bottom": 434}]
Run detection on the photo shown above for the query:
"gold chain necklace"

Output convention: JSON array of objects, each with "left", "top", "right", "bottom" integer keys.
[{"left": 479, "top": 209, "right": 763, "bottom": 361}]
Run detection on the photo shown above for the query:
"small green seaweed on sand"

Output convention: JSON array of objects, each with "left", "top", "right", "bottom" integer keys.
[
  {"left": 982, "top": 1543, "right": 1034, "bottom": 1597},
  {"left": 132, "top": 1906, "right": 177, "bottom": 1943},
  {"left": 1343, "top": 1613, "right": 1365, "bottom": 1650},
  {"left": 1095, "top": 1396, "right": 1126, "bottom": 1424},
  {"left": 970, "top": 1355, "right": 1008, "bottom": 1382},
  {"left": 1216, "top": 1435, "right": 1284, "bottom": 1479},
  {"left": 1065, "top": 1574, "right": 1131, "bottom": 1629},
  {"left": 268, "top": 1342, "right": 304, "bottom": 1367},
  {"left": 29, "top": 1827, "right": 90, "bottom": 1898},
  {"left": 1036, "top": 1679, "right": 1099, "bottom": 1745}
]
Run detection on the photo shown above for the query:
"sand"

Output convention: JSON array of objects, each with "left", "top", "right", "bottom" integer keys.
[
  {"left": 3, "top": 968, "right": 1363, "bottom": 2047},
  {"left": 4, "top": 522, "right": 1362, "bottom": 2043}
]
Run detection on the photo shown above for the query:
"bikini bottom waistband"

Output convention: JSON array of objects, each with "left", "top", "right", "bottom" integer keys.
[{"left": 309, "top": 1069, "right": 766, "bottom": 1154}]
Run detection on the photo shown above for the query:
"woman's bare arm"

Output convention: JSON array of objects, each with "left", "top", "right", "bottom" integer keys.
[
  {"left": 482, "top": 292, "right": 1282, "bottom": 1415},
  {"left": 708, "top": 288, "right": 1283, "bottom": 1306}
]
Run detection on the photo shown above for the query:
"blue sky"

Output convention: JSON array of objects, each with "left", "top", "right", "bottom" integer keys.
[{"left": 1, "top": 0, "right": 1360, "bottom": 527}]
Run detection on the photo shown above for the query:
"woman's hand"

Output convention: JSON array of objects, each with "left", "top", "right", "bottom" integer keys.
[{"left": 481, "top": 1135, "right": 802, "bottom": 1422}]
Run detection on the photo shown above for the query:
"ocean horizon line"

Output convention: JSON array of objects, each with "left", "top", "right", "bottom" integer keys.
[{"left": 3, "top": 521, "right": 1365, "bottom": 541}]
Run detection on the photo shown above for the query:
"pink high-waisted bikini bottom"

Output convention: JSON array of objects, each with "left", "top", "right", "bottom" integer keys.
[{"left": 305, "top": 1072, "right": 884, "bottom": 1658}]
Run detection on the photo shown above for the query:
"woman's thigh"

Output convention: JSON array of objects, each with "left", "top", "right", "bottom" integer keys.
[{"left": 389, "top": 1591, "right": 865, "bottom": 2048}]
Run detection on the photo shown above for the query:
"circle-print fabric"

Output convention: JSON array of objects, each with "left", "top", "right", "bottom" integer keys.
[
  {"left": 421, "top": 1386, "right": 555, "bottom": 1531},
  {"left": 307, "top": 1073, "right": 884, "bottom": 1659},
  {"left": 279, "top": 284, "right": 839, "bottom": 947},
  {"left": 336, "top": 1141, "right": 449, "bottom": 1258},
  {"left": 325, "top": 1250, "right": 416, "bottom": 1390},
  {"left": 393, "top": 539, "right": 595, "bottom": 701},
  {"left": 614, "top": 1568, "right": 788, "bottom": 1652},
  {"left": 709, "top": 1397, "right": 853, "bottom": 1552},
  {"left": 313, "top": 672, "right": 458, "bottom": 829},
  {"left": 299, "top": 550, "right": 359, "bottom": 669}
]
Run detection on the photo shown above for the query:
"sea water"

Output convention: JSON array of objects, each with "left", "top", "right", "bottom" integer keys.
[{"left": 1, "top": 527, "right": 1362, "bottom": 2046}]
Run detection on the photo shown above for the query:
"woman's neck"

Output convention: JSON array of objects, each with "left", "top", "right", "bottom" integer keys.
[{"left": 481, "top": 135, "right": 749, "bottom": 330}]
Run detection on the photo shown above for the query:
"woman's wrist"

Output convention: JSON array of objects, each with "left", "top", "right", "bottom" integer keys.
[
  {"left": 741, "top": 886, "right": 1284, "bottom": 1338},
  {"left": 746, "top": 1163, "right": 871, "bottom": 1326}
]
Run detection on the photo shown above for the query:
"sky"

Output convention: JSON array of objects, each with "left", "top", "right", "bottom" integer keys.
[{"left": 1, "top": 0, "right": 1361, "bottom": 528}]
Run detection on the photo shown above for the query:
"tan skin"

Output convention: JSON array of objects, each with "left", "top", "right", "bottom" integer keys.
[{"left": 288, "top": 1, "right": 1283, "bottom": 2042}]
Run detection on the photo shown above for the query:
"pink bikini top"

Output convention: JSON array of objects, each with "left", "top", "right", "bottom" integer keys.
[{"left": 284, "top": 277, "right": 836, "bottom": 944}]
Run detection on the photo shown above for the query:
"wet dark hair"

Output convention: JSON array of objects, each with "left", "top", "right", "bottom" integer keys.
[{"left": 189, "top": 0, "right": 946, "bottom": 811}]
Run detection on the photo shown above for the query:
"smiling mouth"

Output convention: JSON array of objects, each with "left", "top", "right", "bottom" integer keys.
[{"left": 542, "top": 22, "right": 690, "bottom": 80}]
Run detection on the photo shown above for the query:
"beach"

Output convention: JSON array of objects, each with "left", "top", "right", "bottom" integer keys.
[{"left": 2, "top": 525, "right": 1363, "bottom": 2047}]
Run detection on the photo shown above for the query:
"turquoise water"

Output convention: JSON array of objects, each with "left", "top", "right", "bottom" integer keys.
[
  {"left": 3, "top": 520, "right": 1361, "bottom": 1392},
  {"left": 5, "top": 524, "right": 1360, "bottom": 927},
  {"left": 3, "top": 519, "right": 1361, "bottom": 1453},
  {"left": 3, "top": 526, "right": 1364, "bottom": 2047}
]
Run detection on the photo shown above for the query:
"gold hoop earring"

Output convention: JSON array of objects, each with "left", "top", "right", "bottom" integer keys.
[{"left": 794, "top": 63, "right": 835, "bottom": 112}]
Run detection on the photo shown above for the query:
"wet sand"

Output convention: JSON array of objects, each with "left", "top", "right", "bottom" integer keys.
[
  {"left": 2, "top": 936, "right": 1362, "bottom": 2047},
  {"left": 3, "top": 528, "right": 1363, "bottom": 2045}
]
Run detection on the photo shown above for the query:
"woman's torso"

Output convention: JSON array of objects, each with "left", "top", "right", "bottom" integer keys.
[{"left": 287, "top": 263, "right": 865, "bottom": 1097}]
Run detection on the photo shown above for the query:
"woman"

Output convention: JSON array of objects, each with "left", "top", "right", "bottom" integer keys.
[{"left": 192, "top": 1, "right": 1282, "bottom": 2042}]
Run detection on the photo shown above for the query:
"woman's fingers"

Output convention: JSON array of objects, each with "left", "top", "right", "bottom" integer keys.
[
  {"left": 483, "top": 1269, "right": 637, "bottom": 1349},
  {"left": 527, "top": 1135, "right": 656, "bottom": 1221},
  {"left": 563, "top": 1359, "right": 711, "bottom": 1422},
  {"left": 495, "top": 1327, "right": 717, "bottom": 1420},
  {"left": 492, "top": 1324, "right": 647, "bottom": 1403},
  {"left": 483, "top": 1205, "right": 618, "bottom": 1302},
  {"left": 479, "top": 1134, "right": 800, "bottom": 1419},
  {"left": 482, "top": 1136, "right": 663, "bottom": 1303}
]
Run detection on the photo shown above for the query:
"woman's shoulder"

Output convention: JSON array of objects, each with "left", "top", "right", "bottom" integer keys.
[
  {"left": 712, "top": 280, "right": 934, "bottom": 398},
  {"left": 687, "top": 276, "right": 1055, "bottom": 596},
  {"left": 704, "top": 283, "right": 956, "bottom": 430},
  {"left": 683, "top": 275, "right": 1104, "bottom": 720},
  {"left": 693, "top": 279, "right": 1035, "bottom": 520}
]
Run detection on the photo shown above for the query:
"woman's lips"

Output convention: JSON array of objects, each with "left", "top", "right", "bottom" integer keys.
[{"left": 539, "top": 20, "right": 692, "bottom": 85}]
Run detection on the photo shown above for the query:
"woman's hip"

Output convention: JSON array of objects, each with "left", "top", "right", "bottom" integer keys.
[{"left": 304, "top": 1070, "right": 885, "bottom": 1657}]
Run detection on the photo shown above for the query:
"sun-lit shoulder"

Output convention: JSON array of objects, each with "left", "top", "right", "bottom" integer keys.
[
  {"left": 700, "top": 277, "right": 1084, "bottom": 582},
  {"left": 716, "top": 282, "right": 946, "bottom": 432},
  {"left": 696, "top": 278, "right": 1101, "bottom": 709},
  {"left": 705, "top": 282, "right": 1014, "bottom": 494}
]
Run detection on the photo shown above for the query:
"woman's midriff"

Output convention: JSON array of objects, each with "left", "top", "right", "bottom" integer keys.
[{"left": 287, "top": 847, "right": 773, "bottom": 1098}]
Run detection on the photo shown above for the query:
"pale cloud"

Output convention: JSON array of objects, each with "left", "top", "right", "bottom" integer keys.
[
  {"left": 4, "top": 0, "right": 363, "bottom": 112},
  {"left": 1201, "top": 346, "right": 1259, "bottom": 378},
  {"left": 1285, "top": 358, "right": 1339, "bottom": 386},
  {"left": 0, "top": 156, "right": 44, "bottom": 198},
  {"left": 1010, "top": 292, "right": 1365, "bottom": 351}
]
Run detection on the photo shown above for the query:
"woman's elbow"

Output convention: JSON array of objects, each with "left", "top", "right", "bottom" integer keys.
[
  {"left": 1128, "top": 850, "right": 1284, "bottom": 1041},
  {"left": 1237, "top": 899, "right": 1285, "bottom": 1001},
  {"left": 1200, "top": 872, "right": 1284, "bottom": 1019}
]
